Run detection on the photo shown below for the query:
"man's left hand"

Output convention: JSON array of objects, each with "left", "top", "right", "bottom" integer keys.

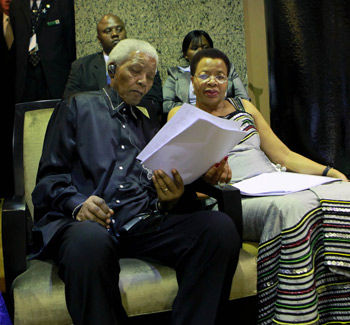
[{"left": 152, "top": 169, "right": 184, "bottom": 211}]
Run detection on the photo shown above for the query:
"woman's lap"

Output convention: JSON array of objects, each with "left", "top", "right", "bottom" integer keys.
[
  {"left": 241, "top": 180, "right": 349, "bottom": 242},
  {"left": 243, "top": 181, "right": 350, "bottom": 324}
]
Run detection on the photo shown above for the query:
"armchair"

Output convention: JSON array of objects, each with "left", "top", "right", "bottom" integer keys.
[{"left": 2, "top": 99, "right": 258, "bottom": 324}]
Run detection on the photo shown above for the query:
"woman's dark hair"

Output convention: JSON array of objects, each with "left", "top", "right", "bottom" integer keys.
[
  {"left": 190, "top": 48, "right": 231, "bottom": 76},
  {"left": 182, "top": 30, "right": 214, "bottom": 57}
]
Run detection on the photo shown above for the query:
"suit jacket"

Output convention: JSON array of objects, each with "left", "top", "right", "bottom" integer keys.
[
  {"left": 63, "top": 52, "right": 163, "bottom": 120},
  {"left": 0, "top": 13, "right": 14, "bottom": 66},
  {"left": 162, "top": 65, "right": 250, "bottom": 113},
  {"left": 10, "top": 0, "right": 76, "bottom": 102},
  {"left": 0, "top": 13, "right": 15, "bottom": 197}
]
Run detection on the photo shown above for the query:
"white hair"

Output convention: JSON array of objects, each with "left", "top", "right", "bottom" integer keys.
[{"left": 108, "top": 39, "right": 158, "bottom": 66}]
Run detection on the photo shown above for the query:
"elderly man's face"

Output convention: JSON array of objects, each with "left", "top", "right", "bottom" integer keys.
[
  {"left": 111, "top": 51, "right": 156, "bottom": 106},
  {"left": 0, "top": 0, "right": 11, "bottom": 15}
]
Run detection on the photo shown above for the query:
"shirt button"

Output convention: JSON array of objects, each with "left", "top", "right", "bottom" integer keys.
[
  {"left": 121, "top": 145, "right": 125, "bottom": 149},
  {"left": 119, "top": 166, "right": 123, "bottom": 170},
  {"left": 116, "top": 200, "right": 120, "bottom": 204},
  {"left": 122, "top": 124, "right": 126, "bottom": 128},
  {"left": 119, "top": 184, "right": 124, "bottom": 188}
]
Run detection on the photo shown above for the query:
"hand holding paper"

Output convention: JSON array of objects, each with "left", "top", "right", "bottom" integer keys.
[
  {"left": 152, "top": 169, "right": 184, "bottom": 211},
  {"left": 137, "top": 104, "right": 246, "bottom": 184}
]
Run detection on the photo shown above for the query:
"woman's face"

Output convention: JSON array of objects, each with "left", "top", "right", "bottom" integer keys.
[
  {"left": 192, "top": 57, "right": 228, "bottom": 108},
  {"left": 185, "top": 36, "right": 211, "bottom": 62}
]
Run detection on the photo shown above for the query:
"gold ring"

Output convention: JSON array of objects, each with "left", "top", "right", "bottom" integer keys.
[{"left": 163, "top": 187, "right": 169, "bottom": 192}]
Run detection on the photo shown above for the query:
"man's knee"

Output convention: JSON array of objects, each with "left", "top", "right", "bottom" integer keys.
[
  {"left": 59, "top": 221, "right": 119, "bottom": 269},
  {"left": 193, "top": 210, "right": 241, "bottom": 250}
]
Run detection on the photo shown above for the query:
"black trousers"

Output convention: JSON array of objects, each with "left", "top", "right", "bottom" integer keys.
[{"left": 52, "top": 210, "right": 241, "bottom": 325}]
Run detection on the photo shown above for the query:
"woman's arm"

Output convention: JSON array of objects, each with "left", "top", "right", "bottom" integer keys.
[
  {"left": 163, "top": 69, "right": 183, "bottom": 113},
  {"left": 241, "top": 99, "right": 348, "bottom": 180}
]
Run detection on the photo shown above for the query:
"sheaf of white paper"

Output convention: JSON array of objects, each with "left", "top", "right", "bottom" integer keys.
[
  {"left": 137, "top": 103, "right": 246, "bottom": 184},
  {"left": 231, "top": 172, "right": 340, "bottom": 196}
]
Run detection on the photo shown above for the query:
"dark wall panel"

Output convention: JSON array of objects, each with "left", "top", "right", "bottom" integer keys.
[{"left": 265, "top": 0, "right": 350, "bottom": 175}]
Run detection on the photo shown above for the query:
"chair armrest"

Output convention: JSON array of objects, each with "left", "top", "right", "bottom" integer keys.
[
  {"left": 2, "top": 196, "right": 27, "bottom": 291},
  {"left": 192, "top": 179, "right": 242, "bottom": 239}
]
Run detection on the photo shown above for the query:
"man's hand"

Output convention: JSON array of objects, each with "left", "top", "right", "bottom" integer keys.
[
  {"left": 152, "top": 169, "right": 184, "bottom": 211},
  {"left": 76, "top": 195, "right": 114, "bottom": 228},
  {"left": 203, "top": 156, "right": 232, "bottom": 185}
]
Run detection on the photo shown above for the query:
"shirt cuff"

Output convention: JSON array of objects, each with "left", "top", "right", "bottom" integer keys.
[{"left": 72, "top": 202, "right": 84, "bottom": 219}]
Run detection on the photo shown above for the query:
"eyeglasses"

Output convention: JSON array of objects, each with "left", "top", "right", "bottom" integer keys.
[{"left": 195, "top": 74, "right": 228, "bottom": 84}]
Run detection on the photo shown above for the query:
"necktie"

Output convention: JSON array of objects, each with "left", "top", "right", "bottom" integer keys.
[
  {"left": 31, "top": 1, "right": 41, "bottom": 35},
  {"left": 4, "top": 16, "right": 14, "bottom": 50},
  {"left": 29, "top": 1, "right": 41, "bottom": 66}
]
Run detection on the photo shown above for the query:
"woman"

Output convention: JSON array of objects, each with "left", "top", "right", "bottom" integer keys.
[
  {"left": 169, "top": 48, "right": 350, "bottom": 325},
  {"left": 162, "top": 30, "right": 249, "bottom": 114}
]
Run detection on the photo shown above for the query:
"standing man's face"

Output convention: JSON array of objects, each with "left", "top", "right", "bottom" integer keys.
[
  {"left": 97, "top": 15, "right": 127, "bottom": 55},
  {"left": 0, "top": 0, "right": 11, "bottom": 15},
  {"left": 110, "top": 51, "right": 156, "bottom": 106}
]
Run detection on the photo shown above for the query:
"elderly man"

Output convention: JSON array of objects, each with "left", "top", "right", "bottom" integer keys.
[
  {"left": 32, "top": 39, "right": 240, "bottom": 325},
  {"left": 63, "top": 14, "right": 163, "bottom": 120}
]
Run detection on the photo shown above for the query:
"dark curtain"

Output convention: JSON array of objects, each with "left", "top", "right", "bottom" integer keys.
[{"left": 265, "top": 0, "right": 350, "bottom": 176}]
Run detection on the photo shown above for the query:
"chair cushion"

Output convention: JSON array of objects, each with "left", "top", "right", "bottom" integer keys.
[
  {"left": 13, "top": 259, "right": 70, "bottom": 325},
  {"left": 23, "top": 108, "right": 55, "bottom": 218},
  {"left": 13, "top": 244, "right": 257, "bottom": 324}
]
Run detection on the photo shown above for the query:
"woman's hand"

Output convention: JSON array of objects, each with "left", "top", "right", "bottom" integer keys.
[
  {"left": 327, "top": 168, "right": 349, "bottom": 181},
  {"left": 202, "top": 157, "right": 232, "bottom": 185},
  {"left": 76, "top": 195, "right": 114, "bottom": 228},
  {"left": 152, "top": 169, "right": 184, "bottom": 211}
]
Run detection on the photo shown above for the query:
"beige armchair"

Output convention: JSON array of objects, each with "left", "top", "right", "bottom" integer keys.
[{"left": 2, "top": 99, "right": 258, "bottom": 324}]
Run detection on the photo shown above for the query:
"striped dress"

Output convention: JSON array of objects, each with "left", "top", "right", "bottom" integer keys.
[{"left": 225, "top": 97, "right": 350, "bottom": 324}]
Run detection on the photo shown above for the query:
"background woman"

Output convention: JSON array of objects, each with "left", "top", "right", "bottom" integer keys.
[
  {"left": 162, "top": 30, "right": 249, "bottom": 114},
  {"left": 169, "top": 48, "right": 350, "bottom": 325}
]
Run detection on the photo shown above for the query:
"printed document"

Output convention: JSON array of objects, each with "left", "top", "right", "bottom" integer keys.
[
  {"left": 137, "top": 103, "right": 246, "bottom": 184},
  {"left": 232, "top": 172, "right": 340, "bottom": 196}
]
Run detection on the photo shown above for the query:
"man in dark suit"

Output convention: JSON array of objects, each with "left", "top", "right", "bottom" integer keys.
[
  {"left": 64, "top": 14, "right": 163, "bottom": 120},
  {"left": 0, "top": 0, "right": 15, "bottom": 197},
  {"left": 10, "top": 0, "right": 76, "bottom": 103}
]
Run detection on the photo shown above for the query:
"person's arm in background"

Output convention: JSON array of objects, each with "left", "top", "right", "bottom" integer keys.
[
  {"left": 63, "top": 59, "right": 83, "bottom": 99},
  {"left": 63, "top": 0, "right": 76, "bottom": 67},
  {"left": 228, "top": 64, "right": 250, "bottom": 100},
  {"left": 163, "top": 68, "right": 186, "bottom": 114},
  {"left": 141, "top": 71, "right": 163, "bottom": 122}
]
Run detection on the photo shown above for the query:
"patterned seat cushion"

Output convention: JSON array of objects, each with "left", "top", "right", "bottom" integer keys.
[{"left": 13, "top": 244, "right": 257, "bottom": 324}]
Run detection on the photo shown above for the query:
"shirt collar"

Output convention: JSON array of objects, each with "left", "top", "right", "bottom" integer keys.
[
  {"left": 102, "top": 87, "right": 138, "bottom": 119},
  {"left": 31, "top": 0, "right": 42, "bottom": 8},
  {"left": 178, "top": 65, "right": 190, "bottom": 72},
  {"left": 103, "top": 52, "right": 109, "bottom": 69},
  {"left": 3, "top": 13, "right": 9, "bottom": 28}
]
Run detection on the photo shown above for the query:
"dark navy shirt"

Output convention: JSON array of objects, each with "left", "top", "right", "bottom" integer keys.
[{"left": 32, "top": 87, "right": 162, "bottom": 248}]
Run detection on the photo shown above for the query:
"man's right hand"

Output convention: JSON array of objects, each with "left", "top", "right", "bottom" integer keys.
[{"left": 76, "top": 195, "right": 114, "bottom": 228}]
